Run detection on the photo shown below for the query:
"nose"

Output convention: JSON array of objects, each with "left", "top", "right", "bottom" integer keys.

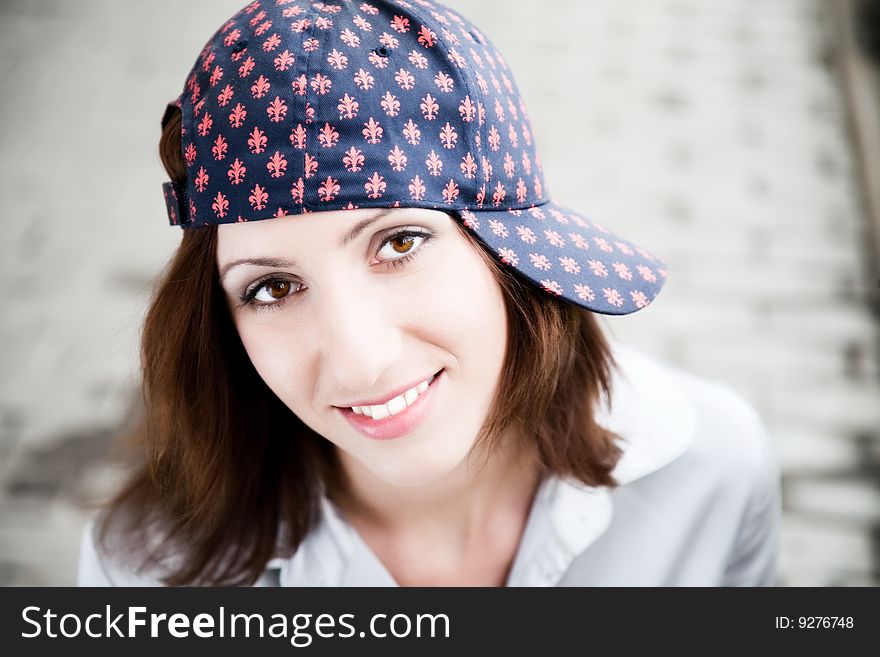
[{"left": 315, "top": 278, "right": 402, "bottom": 401}]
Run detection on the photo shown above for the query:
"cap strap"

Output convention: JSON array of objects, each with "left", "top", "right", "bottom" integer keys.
[{"left": 162, "top": 181, "right": 189, "bottom": 227}]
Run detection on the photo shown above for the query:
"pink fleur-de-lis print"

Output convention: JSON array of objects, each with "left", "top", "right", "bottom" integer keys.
[
  {"left": 304, "top": 153, "right": 318, "bottom": 179},
  {"left": 612, "top": 262, "right": 633, "bottom": 281},
  {"left": 248, "top": 127, "right": 267, "bottom": 154},
  {"left": 283, "top": 5, "right": 303, "bottom": 17},
  {"left": 360, "top": 3, "right": 379, "bottom": 15},
  {"left": 391, "top": 15, "right": 410, "bottom": 33},
  {"left": 340, "top": 28, "right": 360, "bottom": 47},
  {"left": 529, "top": 253, "right": 551, "bottom": 272},
  {"left": 249, "top": 184, "right": 268, "bottom": 211},
  {"left": 460, "top": 152, "right": 477, "bottom": 179},
  {"left": 338, "top": 94, "right": 359, "bottom": 119},
  {"left": 318, "top": 176, "right": 340, "bottom": 202},
  {"left": 251, "top": 74, "right": 271, "bottom": 99},
  {"left": 315, "top": 16, "right": 333, "bottom": 30},
  {"left": 569, "top": 233, "right": 590, "bottom": 250},
  {"left": 354, "top": 68, "right": 374, "bottom": 90},
  {"left": 503, "top": 153, "right": 515, "bottom": 177},
  {"left": 291, "top": 177, "right": 305, "bottom": 204},
  {"left": 194, "top": 166, "right": 210, "bottom": 193},
  {"left": 267, "top": 97, "right": 288, "bottom": 122},
  {"left": 441, "top": 28, "right": 459, "bottom": 46},
  {"left": 364, "top": 172, "right": 386, "bottom": 199},
  {"left": 408, "top": 175, "right": 426, "bottom": 201},
  {"left": 470, "top": 49, "right": 483, "bottom": 68},
  {"left": 387, "top": 145, "right": 407, "bottom": 172},
  {"left": 255, "top": 20, "right": 273, "bottom": 37},
  {"left": 379, "top": 32, "right": 399, "bottom": 49},
  {"left": 540, "top": 280, "right": 563, "bottom": 296},
  {"left": 327, "top": 48, "right": 348, "bottom": 70},
  {"left": 209, "top": 65, "right": 223, "bottom": 87},
  {"left": 636, "top": 247, "right": 655, "bottom": 261},
  {"left": 603, "top": 288, "right": 625, "bottom": 308},
  {"left": 212, "top": 191, "right": 229, "bottom": 218},
  {"left": 417, "top": 25, "right": 436, "bottom": 47},
  {"left": 408, "top": 50, "right": 428, "bottom": 69},
  {"left": 593, "top": 236, "right": 613, "bottom": 252},
  {"left": 318, "top": 123, "right": 339, "bottom": 148},
  {"left": 381, "top": 92, "right": 400, "bottom": 117},
  {"left": 475, "top": 71, "right": 488, "bottom": 94},
  {"left": 442, "top": 179, "right": 459, "bottom": 203},
  {"left": 202, "top": 50, "right": 216, "bottom": 73},
  {"left": 559, "top": 257, "right": 581, "bottom": 274},
  {"left": 185, "top": 143, "right": 197, "bottom": 167},
  {"left": 197, "top": 112, "right": 213, "bottom": 137},
  {"left": 425, "top": 150, "right": 443, "bottom": 176},
  {"left": 368, "top": 51, "right": 389, "bottom": 68},
  {"left": 498, "top": 247, "right": 518, "bottom": 266},
  {"left": 223, "top": 29, "right": 241, "bottom": 47},
  {"left": 490, "top": 72, "right": 501, "bottom": 94},
  {"left": 516, "top": 226, "right": 537, "bottom": 244},
  {"left": 448, "top": 48, "right": 466, "bottom": 69},
  {"left": 306, "top": 101, "right": 314, "bottom": 124},
  {"left": 550, "top": 209, "right": 568, "bottom": 224},
  {"left": 239, "top": 56, "right": 256, "bottom": 78},
  {"left": 420, "top": 94, "right": 439, "bottom": 120},
  {"left": 460, "top": 209, "right": 479, "bottom": 229},
  {"left": 587, "top": 260, "right": 609, "bottom": 278},
  {"left": 267, "top": 151, "right": 288, "bottom": 178},
  {"left": 507, "top": 124, "right": 519, "bottom": 148},
  {"left": 487, "top": 125, "right": 501, "bottom": 151},
  {"left": 544, "top": 230, "right": 565, "bottom": 247},
  {"left": 291, "top": 74, "right": 308, "bottom": 96},
  {"left": 614, "top": 241, "right": 635, "bottom": 256},
  {"left": 291, "top": 19, "right": 312, "bottom": 33},
  {"left": 521, "top": 151, "right": 532, "bottom": 175},
  {"left": 189, "top": 80, "right": 202, "bottom": 105},
  {"left": 476, "top": 185, "right": 486, "bottom": 207},
  {"left": 290, "top": 123, "right": 307, "bottom": 149},
  {"left": 343, "top": 146, "right": 365, "bottom": 172},
  {"left": 522, "top": 123, "right": 533, "bottom": 147},
  {"left": 303, "top": 37, "right": 320, "bottom": 52},
  {"left": 262, "top": 32, "right": 281, "bottom": 50},
  {"left": 218, "top": 84, "right": 234, "bottom": 107},
  {"left": 494, "top": 99, "right": 506, "bottom": 123},
  {"left": 212, "top": 134, "right": 228, "bottom": 160},
  {"left": 631, "top": 290, "right": 649, "bottom": 309},
  {"left": 229, "top": 103, "right": 247, "bottom": 128},
  {"left": 515, "top": 178, "right": 527, "bottom": 203},
  {"left": 636, "top": 265, "right": 657, "bottom": 283},
  {"left": 403, "top": 119, "right": 421, "bottom": 145},
  {"left": 274, "top": 49, "right": 295, "bottom": 71},
  {"left": 480, "top": 156, "right": 492, "bottom": 182},
  {"left": 459, "top": 95, "right": 476, "bottom": 122},
  {"left": 362, "top": 117, "right": 383, "bottom": 144},
  {"left": 395, "top": 68, "right": 415, "bottom": 90},
  {"left": 310, "top": 73, "right": 332, "bottom": 95},
  {"left": 488, "top": 219, "right": 508, "bottom": 238},
  {"left": 353, "top": 15, "right": 373, "bottom": 31},
  {"left": 434, "top": 72, "right": 454, "bottom": 93},
  {"left": 534, "top": 175, "right": 544, "bottom": 198},
  {"left": 439, "top": 123, "right": 458, "bottom": 149},
  {"left": 571, "top": 214, "right": 589, "bottom": 229},
  {"left": 492, "top": 182, "right": 506, "bottom": 206},
  {"left": 228, "top": 158, "right": 247, "bottom": 185}
]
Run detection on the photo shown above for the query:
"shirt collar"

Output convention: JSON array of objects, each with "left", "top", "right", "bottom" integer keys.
[{"left": 274, "top": 343, "right": 697, "bottom": 586}]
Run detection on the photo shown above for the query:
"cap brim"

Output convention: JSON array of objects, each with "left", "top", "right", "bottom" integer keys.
[{"left": 458, "top": 199, "right": 668, "bottom": 316}]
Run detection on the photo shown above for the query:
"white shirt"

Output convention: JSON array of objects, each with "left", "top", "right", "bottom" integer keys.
[{"left": 78, "top": 345, "right": 782, "bottom": 586}]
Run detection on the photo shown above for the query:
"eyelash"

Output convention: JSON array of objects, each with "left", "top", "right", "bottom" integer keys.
[{"left": 238, "top": 228, "right": 434, "bottom": 313}]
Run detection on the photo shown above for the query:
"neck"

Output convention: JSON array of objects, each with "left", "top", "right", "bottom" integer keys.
[{"left": 329, "top": 431, "right": 542, "bottom": 543}]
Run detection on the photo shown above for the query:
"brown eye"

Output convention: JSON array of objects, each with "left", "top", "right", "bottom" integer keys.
[
  {"left": 389, "top": 235, "right": 415, "bottom": 254},
  {"left": 266, "top": 280, "right": 291, "bottom": 299}
]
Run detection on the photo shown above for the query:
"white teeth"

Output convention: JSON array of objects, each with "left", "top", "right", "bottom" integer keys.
[{"left": 350, "top": 372, "right": 438, "bottom": 420}]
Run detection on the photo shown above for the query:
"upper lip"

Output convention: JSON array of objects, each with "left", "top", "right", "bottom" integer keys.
[{"left": 334, "top": 370, "right": 440, "bottom": 408}]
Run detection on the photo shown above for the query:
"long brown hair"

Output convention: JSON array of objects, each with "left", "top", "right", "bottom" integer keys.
[{"left": 95, "top": 107, "right": 621, "bottom": 585}]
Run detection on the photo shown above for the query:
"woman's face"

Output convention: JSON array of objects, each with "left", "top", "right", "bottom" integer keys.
[{"left": 216, "top": 208, "right": 508, "bottom": 487}]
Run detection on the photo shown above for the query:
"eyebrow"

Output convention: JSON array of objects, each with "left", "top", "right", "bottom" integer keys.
[{"left": 218, "top": 209, "right": 394, "bottom": 281}]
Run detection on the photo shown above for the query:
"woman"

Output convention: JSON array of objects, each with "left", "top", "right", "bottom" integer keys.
[{"left": 79, "top": 0, "right": 781, "bottom": 586}]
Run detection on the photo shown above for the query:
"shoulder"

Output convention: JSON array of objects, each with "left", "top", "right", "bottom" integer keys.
[{"left": 77, "top": 515, "right": 168, "bottom": 586}]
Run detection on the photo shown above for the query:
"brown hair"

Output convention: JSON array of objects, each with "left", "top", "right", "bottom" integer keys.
[{"left": 95, "top": 107, "right": 621, "bottom": 585}]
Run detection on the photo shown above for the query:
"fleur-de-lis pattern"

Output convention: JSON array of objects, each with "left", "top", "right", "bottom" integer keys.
[{"left": 162, "top": 0, "right": 667, "bottom": 315}]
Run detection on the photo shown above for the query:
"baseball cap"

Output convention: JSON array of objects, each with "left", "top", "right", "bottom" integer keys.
[{"left": 162, "top": 0, "right": 668, "bottom": 315}]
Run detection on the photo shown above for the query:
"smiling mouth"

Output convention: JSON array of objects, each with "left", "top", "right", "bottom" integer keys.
[{"left": 345, "top": 370, "right": 442, "bottom": 421}]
